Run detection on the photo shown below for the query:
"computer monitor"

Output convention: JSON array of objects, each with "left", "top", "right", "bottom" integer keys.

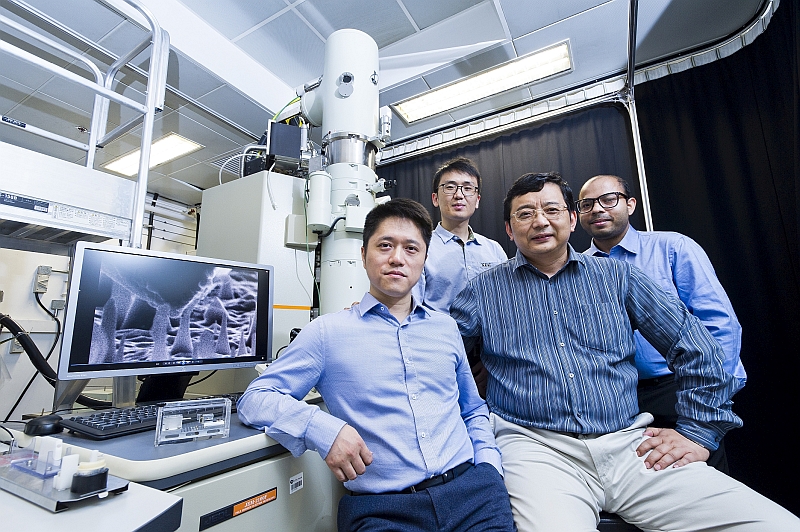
[{"left": 57, "top": 242, "right": 274, "bottom": 385}]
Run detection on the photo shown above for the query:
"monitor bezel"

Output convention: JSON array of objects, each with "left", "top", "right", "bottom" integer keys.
[{"left": 56, "top": 241, "right": 274, "bottom": 381}]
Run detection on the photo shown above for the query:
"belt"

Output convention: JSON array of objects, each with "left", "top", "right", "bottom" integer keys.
[
  {"left": 553, "top": 430, "right": 602, "bottom": 440},
  {"left": 351, "top": 461, "right": 473, "bottom": 496}
]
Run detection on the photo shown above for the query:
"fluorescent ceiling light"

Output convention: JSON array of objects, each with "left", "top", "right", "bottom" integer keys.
[
  {"left": 103, "top": 133, "right": 204, "bottom": 176},
  {"left": 392, "top": 42, "right": 572, "bottom": 124}
]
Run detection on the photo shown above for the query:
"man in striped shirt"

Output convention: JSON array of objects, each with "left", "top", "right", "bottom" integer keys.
[{"left": 450, "top": 172, "right": 800, "bottom": 531}]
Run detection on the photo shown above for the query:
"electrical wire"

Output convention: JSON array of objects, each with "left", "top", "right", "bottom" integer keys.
[
  {"left": 272, "top": 96, "right": 301, "bottom": 121},
  {"left": 0, "top": 313, "right": 110, "bottom": 419},
  {"left": 2, "top": 294, "right": 62, "bottom": 422},
  {"left": 218, "top": 152, "right": 249, "bottom": 185},
  {"left": 265, "top": 161, "right": 277, "bottom": 210},
  {"left": 302, "top": 184, "right": 323, "bottom": 307},
  {"left": 187, "top": 371, "right": 217, "bottom": 387}
]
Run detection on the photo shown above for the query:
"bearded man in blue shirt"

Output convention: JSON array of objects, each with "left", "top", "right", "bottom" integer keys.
[
  {"left": 578, "top": 174, "right": 745, "bottom": 474},
  {"left": 237, "top": 198, "right": 514, "bottom": 532},
  {"left": 450, "top": 172, "right": 800, "bottom": 531}
]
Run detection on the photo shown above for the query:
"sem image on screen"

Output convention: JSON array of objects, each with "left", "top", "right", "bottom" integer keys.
[{"left": 81, "top": 251, "right": 259, "bottom": 368}]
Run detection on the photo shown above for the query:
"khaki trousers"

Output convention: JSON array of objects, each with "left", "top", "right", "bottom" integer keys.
[{"left": 493, "top": 413, "right": 800, "bottom": 532}]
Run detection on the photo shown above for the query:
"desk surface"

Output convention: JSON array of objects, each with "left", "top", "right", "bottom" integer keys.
[
  {"left": 13, "top": 416, "right": 290, "bottom": 490},
  {"left": 4, "top": 481, "right": 182, "bottom": 532}
]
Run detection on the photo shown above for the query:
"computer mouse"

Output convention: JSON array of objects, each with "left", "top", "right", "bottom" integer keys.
[{"left": 24, "top": 414, "right": 63, "bottom": 436}]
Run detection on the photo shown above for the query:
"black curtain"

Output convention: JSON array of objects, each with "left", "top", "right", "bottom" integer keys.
[
  {"left": 378, "top": 103, "right": 642, "bottom": 256},
  {"left": 636, "top": 0, "right": 800, "bottom": 514}
]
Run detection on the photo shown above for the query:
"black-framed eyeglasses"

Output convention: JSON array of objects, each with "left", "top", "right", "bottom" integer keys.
[
  {"left": 576, "top": 192, "right": 629, "bottom": 214},
  {"left": 438, "top": 183, "right": 478, "bottom": 197},
  {"left": 510, "top": 205, "right": 570, "bottom": 223}
]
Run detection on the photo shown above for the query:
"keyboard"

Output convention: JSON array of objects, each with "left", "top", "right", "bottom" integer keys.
[
  {"left": 60, "top": 393, "right": 245, "bottom": 440},
  {"left": 60, "top": 404, "right": 161, "bottom": 440}
]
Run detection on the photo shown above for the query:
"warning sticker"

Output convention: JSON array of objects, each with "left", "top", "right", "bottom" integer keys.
[{"left": 199, "top": 487, "right": 277, "bottom": 530}]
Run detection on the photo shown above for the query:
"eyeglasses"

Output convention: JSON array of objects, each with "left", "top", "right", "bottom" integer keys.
[
  {"left": 438, "top": 183, "right": 478, "bottom": 197},
  {"left": 576, "top": 192, "right": 629, "bottom": 214},
  {"left": 510, "top": 205, "right": 570, "bottom": 223}
]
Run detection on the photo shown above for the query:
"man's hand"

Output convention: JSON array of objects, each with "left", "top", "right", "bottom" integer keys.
[
  {"left": 325, "top": 424, "right": 373, "bottom": 482},
  {"left": 636, "top": 427, "right": 710, "bottom": 470},
  {"left": 471, "top": 360, "right": 488, "bottom": 399}
]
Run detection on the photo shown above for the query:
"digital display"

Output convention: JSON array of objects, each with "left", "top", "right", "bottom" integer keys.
[{"left": 58, "top": 243, "right": 273, "bottom": 380}]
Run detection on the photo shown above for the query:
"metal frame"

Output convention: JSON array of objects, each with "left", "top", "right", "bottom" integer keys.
[{"left": 0, "top": 0, "right": 169, "bottom": 247}]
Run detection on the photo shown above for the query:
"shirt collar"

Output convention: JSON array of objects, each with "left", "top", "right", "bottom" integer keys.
[
  {"left": 511, "top": 245, "right": 584, "bottom": 274},
  {"left": 587, "top": 225, "right": 640, "bottom": 256},
  {"left": 434, "top": 222, "right": 478, "bottom": 244},
  {"left": 357, "top": 292, "right": 431, "bottom": 319}
]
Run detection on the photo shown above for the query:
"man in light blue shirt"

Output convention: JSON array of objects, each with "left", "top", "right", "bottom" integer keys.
[
  {"left": 450, "top": 172, "right": 799, "bottom": 531},
  {"left": 238, "top": 198, "right": 514, "bottom": 532},
  {"left": 413, "top": 157, "right": 507, "bottom": 313},
  {"left": 578, "top": 174, "right": 744, "bottom": 472}
]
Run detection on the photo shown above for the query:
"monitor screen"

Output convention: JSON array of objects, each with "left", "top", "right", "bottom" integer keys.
[{"left": 57, "top": 242, "right": 273, "bottom": 381}]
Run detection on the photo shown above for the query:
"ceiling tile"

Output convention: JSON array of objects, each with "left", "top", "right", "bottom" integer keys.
[
  {"left": 636, "top": 0, "right": 763, "bottom": 63},
  {"left": 196, "top": 84, "right": 271, "bottom": 137},
  {"left": 499, "top": 0, "right": 604, "bottom": 40},
  {"left": 296, "top": 0, "right": 416, "bottom": 47},
  {"left": 9, "top": 91, "right": 92, "bottom": 141},
  {"left": 147, "top": 109, "right": 243, "bottom": 160},
  {"left": 170, "top": 161, "right": 231, "bottom": 193},
  {"left": 163, "top": 49, "right": 225, "bottom": 100},
  {"left": 422, "top": 42, "right": 517, "bottom": 89},
  {"left": 148, "top": 174, "right": 203, "bottom": 205},
  {"left": 0, "top": 23, "right": 75, "bottom": 73},
  {"left": 19, "top": 0, "right": 126, "bottom": 43},
  {"left": 103, "top": 80, "right": 148, "bottom": 131},
  {"left": 94, "top": 18, "right": 150, "bottom": 59},
  {"left": 511, "top": 1, "right": 628, "bottom": 101},
  {"left": 382, "top": 1, "right": 506, "bottom": 57},
  {"left": 0, "top": 124, "right": 86, "bottom": 164},
  {"left": 400, "top": 0, "right": 484, "bottom": 30},
  {"left": 91, "top": 130, "right": 145, "bottom": 165},
  {"left": 170, "top": 104, "right": 258, "bottom": 146},
  {"left": 235, "top": 10, "right": 325, "bottom": 89},
  {"left": 0, "top": 74, "right": 36, "bottom": 115},
  {"left": 380, "top": 77, "right": 431, "bottom": 107},
  {"left": 180, "top": 0, "right": 286, "bottom": 40}
]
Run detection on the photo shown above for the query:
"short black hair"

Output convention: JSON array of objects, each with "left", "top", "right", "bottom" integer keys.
[
  {"left": 580, "top": 174, "right": 633, "bottom": 199},
  {"left": 363, "top": 198, "right": 433, "bottom": 253},
  {"left": 503, "top": 172, "right": 575, "bottom": 221},
  {"left": 432, "top": 157, "right": 481, "bottom": 194}
]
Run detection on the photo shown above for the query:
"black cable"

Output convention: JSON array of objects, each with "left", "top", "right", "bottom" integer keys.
[
  {"left": 0, "top": 313, "right": 110, "bottom": 419},
  {"left": 2, "top": 294, "right": 63, "bottom": 423},
  {"left": 315, "top": 216, "right": 346, "bottom": 239},
  {"left": 187, "top": 371, "right": 217, "bottom": 387},
  {"left": 34, "top": 293, "right": 61, "bottom": 358}
]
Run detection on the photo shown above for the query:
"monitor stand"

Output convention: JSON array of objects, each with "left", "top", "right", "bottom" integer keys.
[
  {"left": 52, "top": 379, "right": 89, "bottom": 413},
  {"left": 52, "top": 376, "right": 137, "bottom": 412},
  {"left": 112, "top": 376, "right": 137, "bottom": 408}
]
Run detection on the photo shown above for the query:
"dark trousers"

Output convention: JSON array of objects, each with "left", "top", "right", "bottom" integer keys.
[
  {"left": 337, "top": 462, "right": 515, "bottom": 532},
  {"left": 637, "top": 375, "right": 729, "bottom": 473}
]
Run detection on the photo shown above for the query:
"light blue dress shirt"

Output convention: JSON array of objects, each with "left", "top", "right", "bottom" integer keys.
[
  {"left": 585, "top": 226, "right": 745, "bottom": 391},
  {"left": 450, "top": 247, "right": 742, "bottom": 451},
  {"left": 413, "top": 223, "right": 508, "bottom": 312},
  {"left": 237, "top": 293, "right": 502, "bottom": 494}
]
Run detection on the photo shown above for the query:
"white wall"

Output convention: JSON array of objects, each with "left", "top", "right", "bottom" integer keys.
[{"left": 0, "top": 247, "right": 69, "bottom": 421}]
